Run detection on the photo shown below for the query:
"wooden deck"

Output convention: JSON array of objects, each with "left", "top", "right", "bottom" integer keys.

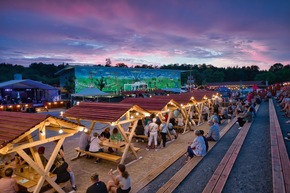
[{"left": 72, "top": 147, "right": 121, "bottom": 163}]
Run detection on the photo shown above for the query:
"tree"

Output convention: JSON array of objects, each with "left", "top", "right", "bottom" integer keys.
[
  {"left": 105, "top": 58, "right": 111, "bottom": 67},
  {"left": 95, "top": 76, "right": 106, "bottom": 91},
  {"left": 63, "top": 74, "right": 76, "bottom": 96},
  {"left": 115, "top": 63, "right": 128, "bottom": 68},
  {"left": 269, "top": 63, "right": 283, "bottom": 72}
]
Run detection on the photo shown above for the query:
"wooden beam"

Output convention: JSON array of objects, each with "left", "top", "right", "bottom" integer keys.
[
  {"left": 118, "top": 120, "right": 139, "bottom": 164},
  {"left": 5, "top": 134, "right": 72, "bottom": 154}
]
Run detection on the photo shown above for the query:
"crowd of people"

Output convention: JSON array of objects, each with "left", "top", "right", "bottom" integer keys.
[
  {"left": 2, "top": 85, "right": 289, "bottom": 192},
  {"left": 276, "top": 87, "right": 290, "bottom": 141}
]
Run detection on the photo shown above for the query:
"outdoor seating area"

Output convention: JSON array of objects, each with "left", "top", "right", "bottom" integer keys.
[{"left": 0, "top": 111, "right": 84, "bottom": 193}]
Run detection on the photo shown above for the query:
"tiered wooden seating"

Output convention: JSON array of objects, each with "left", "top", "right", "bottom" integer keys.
[
  {"left": 73, "top": 147, "right": 121, "bottom": 163},
  {"left": 269, "top": 99, "right": 290, "bottom": 193},
  {"left": 202, "top": 122, "right": 251, "bottom": 193}
]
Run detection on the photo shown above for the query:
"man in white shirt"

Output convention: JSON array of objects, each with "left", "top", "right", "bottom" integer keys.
[{"left": 146, "top": 118, "right": 159, "bottom": 151}]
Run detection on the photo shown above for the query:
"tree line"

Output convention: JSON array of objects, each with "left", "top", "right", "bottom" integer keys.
[{"left": 0, "top": 62, "right": 289, "bottom": 87}]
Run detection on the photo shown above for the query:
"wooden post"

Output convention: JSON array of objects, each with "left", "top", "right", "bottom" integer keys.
[{"left": 118, "top": 120, "right": 138, "bottom": 164}]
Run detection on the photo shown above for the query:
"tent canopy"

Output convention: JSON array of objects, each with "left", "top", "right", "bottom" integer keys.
[
  {"left": 0, "top": 79, "right": 57, "bottom": 90},
  {"left": 71, "top": 88, "right": 110, "bottom": 97}
]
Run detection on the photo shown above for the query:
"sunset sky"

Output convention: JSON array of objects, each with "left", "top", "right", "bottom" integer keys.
[{"left": 0, "top": 0, "right": 289, "bottom": 70}]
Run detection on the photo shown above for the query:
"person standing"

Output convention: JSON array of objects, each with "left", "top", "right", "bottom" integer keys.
[
  {"left": 202, "top": 105, "right": 209, "bottom": 121},
  {"left": 0, "top": 168, "right": 19, "bottom": 193},
  {"left": 160, "top": 122, "right": 168, "bottom": 148},
  {"left": 146, "top": 118, "right": 159, "bottom": 151},
  {"left": 86, "top": 173, "right": 108, "bottom": 193}
]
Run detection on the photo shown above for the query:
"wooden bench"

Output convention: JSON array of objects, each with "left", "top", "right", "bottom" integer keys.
[
  {"left": 269, "top": 99, "right": 290, "bottom": 193},
  {"left": 173, "top": 125, "right": 184, "bottom": 133},
  {"left": 155, "top": 119, "right": 237, "bottom": 193},
  {"left": 125, "top": 131, "right": 148, "bottom": 142},
  {"left": 43, "top": 181, "right": 68, "bottom": 193},
  {"left": 202, "top": 122, "right": 251, "bottom": 193},
  {"left": 72, "top": 147, "right": 121, "bottom": 163},
  {"left": 119, "top": 146, "right": 140, "bottom": 153}
]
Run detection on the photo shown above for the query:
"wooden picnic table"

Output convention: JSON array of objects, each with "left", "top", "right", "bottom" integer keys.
[
  {"left": 100, "top": 139, "right": 126, "bottom": 149},
  {"left": 9, "top": 163, "right": 56, "bottom": 192}
]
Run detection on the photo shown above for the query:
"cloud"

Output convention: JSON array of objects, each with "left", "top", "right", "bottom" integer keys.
[{"left": 0, "top": 0, "right": 289, "bottom": 69}]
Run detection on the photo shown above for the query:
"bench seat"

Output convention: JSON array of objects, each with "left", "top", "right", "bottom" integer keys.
[
  {"left": 74, "top": 147, "right": 121, "bottom": 163},
  {"left": 42, "top": 181, "right": 68, "bottom": 193},
  {"left": 119, "top": 146, "right": 140, "bottom": 153},
  {"left": 125, "top": 131, "right": 148, "bottom": 141},
  {"left": 173, "top": 125, "right": 184, "bottom": 133}
]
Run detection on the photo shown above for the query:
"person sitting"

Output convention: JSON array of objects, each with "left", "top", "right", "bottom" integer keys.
[
  {"left": 86, "top": 173, "right": 108, "bottom": 193},
  {"left": 110, "top": 128, "right": 123, "bottom": 152},
  {"left": 206, "top": 119, "right": 220, "bottom": 141},
  {"left": 52, "top": 147, "right": 77, "bottom": 191},
  {"left": 200, "top": 130, "right": 209, "bottom": 152},
  {"left": 38, "top": 146, "right": 48, "bottom": 168},
  {"left": 209, "top": 112, "right": 220, "bottom": 124},
  {"left": 168, "top": 121, "right": 178, "bottom": 139},
  {"left": 185, "top": 130, "right": 206, "bottom": 162},
  {"left": 101, "top": 127, "right": 111, "bottom": 139},
  {"left": 89, "top": 132, "right": 105, "bottom": 163},
  {"left": 0, "top": 167, "right": 19, "bottom": 193},
  {"left": 79, "top": 130, "right": 91, "bottom": 151},
  {"left": 107, "top": 164, "right": 131, "bottom": 193},
  {"left": 237, "top": 105, "right": 253, "bottom": 129}
]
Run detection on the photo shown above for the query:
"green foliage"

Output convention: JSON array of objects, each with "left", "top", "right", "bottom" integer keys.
[
  {"left": 63, "top": 74, "right": 75, "bottom": 95},
  {"left": 95, "top": 76, "right": 106, "bottom": 91},
  {"left": 0, "top": 62, "right": 289, "bottom": 87},
  {"left": 0, "top": 62, "right": 66, "bottom": 86}
]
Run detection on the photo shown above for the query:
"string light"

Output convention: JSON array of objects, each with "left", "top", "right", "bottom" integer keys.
[{"left": 59, "top": 128, "right": 63, "bottom": 134}]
